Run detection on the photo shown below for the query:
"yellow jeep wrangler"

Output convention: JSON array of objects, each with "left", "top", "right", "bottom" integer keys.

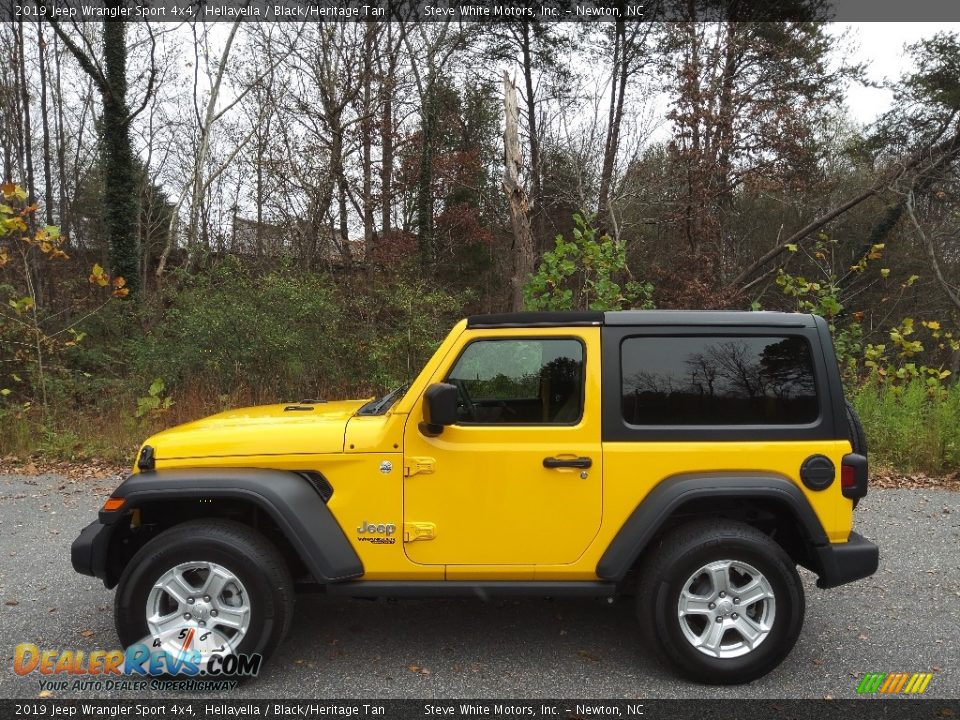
[{"left": 72, "top": 311, "right": 877, "bottom": 684}]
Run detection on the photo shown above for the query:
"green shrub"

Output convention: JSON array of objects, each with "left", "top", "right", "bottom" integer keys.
[
  {"left": 128, "top": 262, "right": 340, "bottom": 398},
  {"left": 851, "top": 379, "right": 960, "bottom": 475},
  {"left": 123, "top": 261, "right": 467, "bottom": 401},
  {"left": 342, "top": 275, "right": 467, "bottom": 392},
  {"left": 524, "top": 213, "right": 654, "bottom": 312}
]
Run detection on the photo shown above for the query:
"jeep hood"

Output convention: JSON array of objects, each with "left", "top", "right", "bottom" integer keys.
[{"left": 142, "top": 400, "right": 370, "bottom": 462}]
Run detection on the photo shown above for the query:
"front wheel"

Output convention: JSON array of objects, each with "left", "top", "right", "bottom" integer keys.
[
  {"left": 114, "top": 519, "right": 294, "bottom": 668},
  {"left": 637, "top": 520, "right": 805, "bottom": 684}
]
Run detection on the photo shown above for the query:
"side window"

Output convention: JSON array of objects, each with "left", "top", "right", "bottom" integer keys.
[
  {"left": 621, "top": 336, "right": 818, "bottom": 426},
  {"left": 447, "top": 339, "right": 585, "bottom": 425}
]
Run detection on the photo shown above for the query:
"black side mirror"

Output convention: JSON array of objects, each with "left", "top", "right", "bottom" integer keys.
[{"left": 420, "top": 383, "right": 458, "bottom": 436}]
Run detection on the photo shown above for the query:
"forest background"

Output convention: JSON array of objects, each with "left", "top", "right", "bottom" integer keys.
[{"left": 2, "top": 10, "right": 960, "bottom": 479}]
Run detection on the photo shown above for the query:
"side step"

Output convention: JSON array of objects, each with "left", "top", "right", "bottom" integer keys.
[{"left": 322, "top": 581, "right": 618, "bottom": 598}]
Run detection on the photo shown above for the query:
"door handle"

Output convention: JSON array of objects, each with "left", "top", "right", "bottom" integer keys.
[{"left": 543, "top": 456, "right": 592, "bottom": 469}]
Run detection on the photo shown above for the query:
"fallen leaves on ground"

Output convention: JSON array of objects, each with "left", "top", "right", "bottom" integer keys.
[
  {"left": 0, "top": 456, "right": 127, "bottom": 481},
  {"left": 871, "top": 470, "right": 960, "bottom": 491}
]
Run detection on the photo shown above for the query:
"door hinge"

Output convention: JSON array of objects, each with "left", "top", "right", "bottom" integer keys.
[
  {"left": 404, "top": 456, "right": 435, "bottom": 477},
  {"left": 404, "top": 522, "right": 436, "bottom": 542}
]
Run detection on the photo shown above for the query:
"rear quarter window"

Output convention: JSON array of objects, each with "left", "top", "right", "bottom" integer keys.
[{"left": 621, "top": 335, "right": 819, "bottom": 426}]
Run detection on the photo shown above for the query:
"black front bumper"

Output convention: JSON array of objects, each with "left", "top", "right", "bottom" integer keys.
[
  {"left": 71, "top": 520, "right": 117, "bottom": 587},
  {"left": 812, "top": 531, "right": 879, "bottom": 589}
]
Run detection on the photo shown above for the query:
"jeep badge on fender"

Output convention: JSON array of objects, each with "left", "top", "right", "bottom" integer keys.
[
  {"left": 71, "top": 310, "right": 878, "bottom": 685},
  {"left": 357, "top": 521, "right": 397, "bottom": 536}
]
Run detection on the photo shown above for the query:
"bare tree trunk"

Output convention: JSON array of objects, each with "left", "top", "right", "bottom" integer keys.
[
  {"left": 598, "top": 20, "right": 624, "bottom": 225},
  {"left": 688, "top": 21, "right": 704, "bottom": 254},
  {"left": 46, "top": 13, "right": 158, "bottom": 292},
  {"left": 35, "top": 21, "right": 54, "bottom": 225},
  {"left": 380, "top": 85, "right": 393, "bottom": 237},
  {"left": 415, "top": 98, "right": 435, "bottom": 266},
  {"left": 158, "top": 19, "right": 242, "bottom": 277},
  {"left": 361, "top": 21, "right": 376, "bottom": 259},
  {"left": 714, "top": 23, "right": 739, "bottom": 282},
  {"left": 503, "top": 72, "right": 535, "bottom": 313},
  {"left": 379, "top": 24, "right": 397, "bottom": 238},
  {"left": 335, "top": 130, "right": 351, "bottom": 263},
  {"left": 16, "top": 19, "right": 36, "bottom": 208},
  {"left": 52, "top": 32, "right": 69, "bottom": 242},
  {"left": 1, "top": 25, "right": 16, "bottom": 182},
  {"left": 519, "top": 23, "right": 542, "bottom": 255},
  {"left": 255, "top": 128, "right": 265, "bottom": 258},
  {"left": 156, "top": 20, "right": 296, "bottom": 276},
  {"left": 9, "top": 24, "right": 26, "bottom": 184}
]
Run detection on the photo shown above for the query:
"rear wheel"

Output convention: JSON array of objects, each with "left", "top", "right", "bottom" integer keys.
[{"left": 637, "top": 520, "right": 804, "bottom": 684}]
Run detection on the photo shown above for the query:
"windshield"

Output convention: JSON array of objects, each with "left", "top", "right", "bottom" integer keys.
[{"left": 356, "top": 383, "right": 411, "bottom": 416}]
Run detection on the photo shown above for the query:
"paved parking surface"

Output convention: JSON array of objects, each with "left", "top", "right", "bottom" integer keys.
[{"left": 0, "top": 472, "right": 957, "bottom": 699}]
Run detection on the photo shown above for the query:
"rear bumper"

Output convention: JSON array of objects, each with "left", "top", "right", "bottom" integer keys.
[
  {"left": 71, "top": 520, "right": 116, "bottom": 586},
  {"left": 812, "top": 531, "right": 879, "bottom": 589}
]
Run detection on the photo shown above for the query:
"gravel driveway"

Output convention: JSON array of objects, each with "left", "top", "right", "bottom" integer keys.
[{"left": 0, "top": 471, "right": 957, "bottom": 700}]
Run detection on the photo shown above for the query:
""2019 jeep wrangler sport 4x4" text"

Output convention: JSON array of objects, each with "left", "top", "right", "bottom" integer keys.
[{"left": 72, "top": 310, "right": 878, "bottom": 684}]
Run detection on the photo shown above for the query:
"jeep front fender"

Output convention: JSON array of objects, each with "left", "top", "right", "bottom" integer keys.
[{"left": 94, "top": 468, "right": 363, "bottom": 585}]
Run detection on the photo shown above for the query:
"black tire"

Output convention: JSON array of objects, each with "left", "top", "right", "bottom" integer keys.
[
  {"left": 845, "top": 400, "right": 868, "bottom": 456},
  {"left": 636, "top": 520, "right": 804, "bottom": 685},
  {"left": 114, "top": 519, "right": 294, "bottom": 664}
]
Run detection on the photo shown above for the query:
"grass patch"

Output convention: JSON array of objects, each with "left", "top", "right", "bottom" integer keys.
[
  {"left": 851, "top": 379, "right": 960, "bottom": 476},
  {"left": 0, "top": 382, "right": 288, "bottom": 463}
]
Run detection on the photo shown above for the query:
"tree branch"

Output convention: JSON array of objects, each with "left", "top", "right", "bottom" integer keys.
[
  {"left": 42, "top": 14, "right": 108, "bottom": 92},
  {"left": 124, "top": 22, "right": 158, "bottom": 125},
  {"left": 730, "top": 183, "right": 883, "bottom": 291},
  {"left": 731, "top": 124, "right": 960, "bottom": 293},
  {"left": 906, "top": 189, "right": 960, "bottom": 315}
]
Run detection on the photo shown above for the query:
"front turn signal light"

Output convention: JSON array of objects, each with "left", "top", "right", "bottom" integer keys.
[{"left": 101, "top": 497, "right": 126, "bottom": 512}]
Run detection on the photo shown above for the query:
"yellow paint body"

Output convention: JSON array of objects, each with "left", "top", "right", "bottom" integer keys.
[{"left": 137, "top": 319, "right": 856, "bottom": 581}]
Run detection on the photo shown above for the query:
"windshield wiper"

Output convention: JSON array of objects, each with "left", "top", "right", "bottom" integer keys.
[{"left": 357, "top": 383, "right": 410, "bottom": 416}]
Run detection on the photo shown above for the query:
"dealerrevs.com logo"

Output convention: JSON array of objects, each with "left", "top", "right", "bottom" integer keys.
[
  {"left": 856, "top": 672, "right": 934, "bottom": 695},
  {"left": 13, "top": 628, "right": 262, "bottom": 692}
]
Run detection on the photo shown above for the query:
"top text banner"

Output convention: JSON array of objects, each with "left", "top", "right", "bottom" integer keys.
[{"left": 3, "top": 0, "right": 960, "bottom": 22}]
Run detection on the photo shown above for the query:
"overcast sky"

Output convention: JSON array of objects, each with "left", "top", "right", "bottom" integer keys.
[{"left": 839, "top": 22, "right": 960, "bottom": 123}]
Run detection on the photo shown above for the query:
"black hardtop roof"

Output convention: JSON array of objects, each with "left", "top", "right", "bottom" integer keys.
[{"left": 465, "top": 310, "right": 817, "bottom": 329}]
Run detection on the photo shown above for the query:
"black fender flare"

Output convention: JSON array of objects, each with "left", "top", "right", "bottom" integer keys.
[
  {"left": 103, "top": 468, "right": 363, "bottom": 583},
  {"left": 596, "top": 473, "right": 829, "bottom": 581}
]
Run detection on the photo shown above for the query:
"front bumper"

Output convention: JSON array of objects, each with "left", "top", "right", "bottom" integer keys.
[
  {"left": 812, "top": 531, "right": 879, "bottom": 589},
  {"left": 71, "top": 520, "right": 117, "bottom": 587}
]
